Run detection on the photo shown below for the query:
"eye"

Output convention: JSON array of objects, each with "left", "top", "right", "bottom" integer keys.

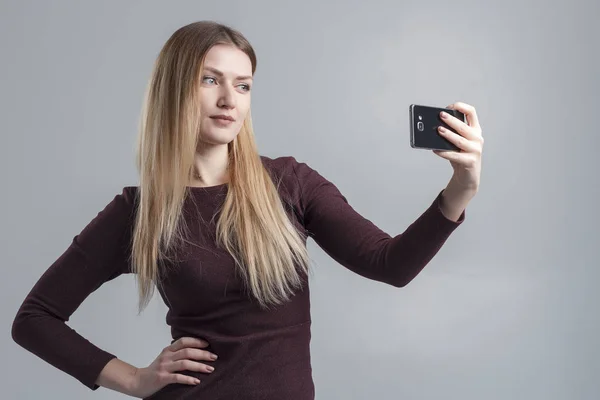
[
  {"left": 202, "top": 76, "right": 217, "bottom": 84},
  {"left": 238, "top": 83, "right": 251, "bottom": 92}
]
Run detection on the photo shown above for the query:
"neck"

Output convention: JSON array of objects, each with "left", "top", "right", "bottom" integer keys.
[{"left": 191, "top": 144, "right": 230, "bottom": 187}]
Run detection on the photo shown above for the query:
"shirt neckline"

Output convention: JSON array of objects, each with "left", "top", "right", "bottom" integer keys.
[{"left": 186, "top": 183, "right": 229, "bottom": 192}]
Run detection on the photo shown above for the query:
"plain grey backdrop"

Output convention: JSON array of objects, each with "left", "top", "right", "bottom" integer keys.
[{"left": 2, "top": 0, "right": 599, "bottom": 399}]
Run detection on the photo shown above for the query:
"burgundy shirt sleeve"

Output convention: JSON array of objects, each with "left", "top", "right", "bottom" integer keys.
[
  {"left": 292, "top": 158, "right": 465, "bottom": 287},
  {"left": 11, "top": 187, "right": 136, "bottom": 391}
]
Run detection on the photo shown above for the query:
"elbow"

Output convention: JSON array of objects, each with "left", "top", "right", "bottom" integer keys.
[
  {"left": 391, "top": 278, "right": 410, "bottom": 288},
  {"left": 11, "top": 312, "right": 27, "bottom": 347},
  {"left": 11, "top": 304, "right": 38, "bottom": 348},
  {"left": 388, "top": 260, "right": 427, "bottom": 288},
  {"left": 374, "top": 273, "right": 411, "bottom": 288},
  {"left": 388, "top": 269, "right": 420, "bottom": 288},
  {"left": 370, "top": 269, "right": 414, "bottom": 288}
]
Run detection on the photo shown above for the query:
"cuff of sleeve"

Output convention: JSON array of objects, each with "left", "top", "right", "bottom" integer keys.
[
  {"left": 82, "top": 351, "right": 118, "bottom": 391},
  {"left": 432, "top": 189, "right": 466, "bottom": 225}
]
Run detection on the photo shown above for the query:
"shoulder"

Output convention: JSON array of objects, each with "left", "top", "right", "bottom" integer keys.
[
  {"left": 259, "top": 154, "right": 311, "bottom": 192},
  {"left": 97, "top": 186, "right": 138, "bottom": 223},
  {"left": 121, "top": 185, "right": 139, "bottom": 204},
  {"left": 70, "top": 186, "right": 139, "bottom": 274},
  {"left": 75, "top": 186, "right": 139, "bottom": 247},
  {"left": 259, "top": 154, "right": 344, "bottom": 207},
  {"left": 260, "top": 153, "right": 337, "bottom": 187},
  {"left": 80, "top": 186, "right": 138, "bottom": 237},
  {"left": 259, "top": 154, "right": 316, "bottom": 183},
  {"left": 260, "top": 154, "right": 297, "bottom": 175}
]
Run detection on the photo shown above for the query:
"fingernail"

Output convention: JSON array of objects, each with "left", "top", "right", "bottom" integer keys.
[
  {"left": 211, "top": 354, "right": 218, "bottom": 360},
  {"left": 440, "top": 112, "right": 448, "bottom": 119},
  {"left": 207, "top": 366, "right": 215, "bottom": 372}
]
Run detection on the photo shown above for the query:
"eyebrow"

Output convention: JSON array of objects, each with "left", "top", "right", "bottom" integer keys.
[{"left": 203, "top": 66, "right": 253, "bottom": 81}]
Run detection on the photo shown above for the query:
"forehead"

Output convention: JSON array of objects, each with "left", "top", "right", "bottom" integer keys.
[{"left": 203, "top": 44, "right": 252, "bottom": 77}]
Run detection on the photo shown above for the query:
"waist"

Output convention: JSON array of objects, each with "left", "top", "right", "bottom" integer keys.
[{"left": 147, "top": 321, "right": 314, "bottom": 399}]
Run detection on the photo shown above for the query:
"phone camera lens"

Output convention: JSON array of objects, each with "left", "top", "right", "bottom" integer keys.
[{"left": 417, "top": 121, "right": 424, "bottom": 131}]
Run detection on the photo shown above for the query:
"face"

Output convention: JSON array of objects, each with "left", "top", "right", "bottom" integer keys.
[{"left": 197, "top": 44, "right": 253, "bottom": 147}]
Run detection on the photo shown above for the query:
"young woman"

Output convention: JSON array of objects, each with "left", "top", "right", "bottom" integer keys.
[{"left": 11, "top": 20, "right": 483, "bottom": 400}]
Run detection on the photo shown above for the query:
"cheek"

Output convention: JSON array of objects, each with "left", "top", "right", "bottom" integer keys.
[
  {"left": 198, "top": 92, "right": 213, "bottom": 111},
  {"left": 239, "top": 101, "right": 251, "bottom": 120}
]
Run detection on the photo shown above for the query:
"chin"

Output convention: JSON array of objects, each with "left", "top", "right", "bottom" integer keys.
[{"left": 199, "top": 131, "right": 240, "bottom": 146}]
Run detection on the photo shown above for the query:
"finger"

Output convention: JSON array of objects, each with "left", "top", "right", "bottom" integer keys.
[
  {"left": 167, "top": 373, "right": 201, "bottom": 386},
  {"left": 448, "top": 101, "right": 481, "bottom": 130},
  {"left": 167, "top": 359, "right": 215, "bottom": 374},
  {"left": 168, "top": 337, "right": 209, "bottom": 352},
  {"left": 440, "top": 111, "right": 479, "bottom": 141},
  {"left": 171, "top": 347, "right": 218, "bottom": 362},
  {"left": 437, "top": 126, "right": 478, "bottom": 153}
]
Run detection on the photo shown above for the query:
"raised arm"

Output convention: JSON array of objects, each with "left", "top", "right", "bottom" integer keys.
[
  {"left": 292, "top": 158, "right": 465, "bottom": 287},
  {"left": 11, "top": 187, "right": 137, "bottom": 391}
]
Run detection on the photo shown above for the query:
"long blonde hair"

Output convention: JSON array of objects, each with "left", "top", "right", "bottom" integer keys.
[{"left": 131, "top": 20, "right": 311, "bottom": 313}]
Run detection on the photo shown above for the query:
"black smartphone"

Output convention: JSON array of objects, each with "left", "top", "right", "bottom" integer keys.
[{"left": 409, "top": 104, "right": 466, "bottom": 151}]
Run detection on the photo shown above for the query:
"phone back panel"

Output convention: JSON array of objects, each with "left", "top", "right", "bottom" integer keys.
[{"left": 409, "top": 104, "right": 466, "bottom": 151}]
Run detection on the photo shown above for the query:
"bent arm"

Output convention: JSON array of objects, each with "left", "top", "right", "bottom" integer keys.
[{"left": 11, "top": 187, "right": 136, "bottom": 391}]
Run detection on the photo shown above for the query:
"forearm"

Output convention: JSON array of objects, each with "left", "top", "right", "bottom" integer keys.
[{"left": 96, "top": 357, "right": 140, "bottom": 397}]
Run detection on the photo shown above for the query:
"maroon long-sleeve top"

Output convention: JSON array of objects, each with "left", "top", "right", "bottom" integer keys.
[{"left": 11, "top": 155, "right": 465, "bottom": 399}]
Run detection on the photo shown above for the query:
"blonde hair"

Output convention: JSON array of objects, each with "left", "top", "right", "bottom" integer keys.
[{"left": 131, "top": 20, "right": 311, "bottom": 313}]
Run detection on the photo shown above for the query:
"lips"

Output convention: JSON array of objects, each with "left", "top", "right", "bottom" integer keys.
[{"left": 210, "top": 115, "right": 235, "bottom": 121}]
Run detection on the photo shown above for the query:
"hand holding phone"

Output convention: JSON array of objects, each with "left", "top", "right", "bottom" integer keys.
[{"left": 409, "top": 104, "right": 466, "bottom": 151}]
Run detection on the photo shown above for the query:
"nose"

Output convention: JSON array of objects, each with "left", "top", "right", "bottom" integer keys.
[{"left": 217, "top": 86, "right": 236, "bottom": 109}]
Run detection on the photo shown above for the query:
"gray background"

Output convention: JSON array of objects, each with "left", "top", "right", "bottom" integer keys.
[{"left": 2, "top": 0, "right": 599, "bottom": 399}]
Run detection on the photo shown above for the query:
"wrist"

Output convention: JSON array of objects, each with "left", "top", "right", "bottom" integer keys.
[
  {"left": 97, "top": 358, "right": 141, "bottom": 397},
  {"left": 446, "top": 175, "right": 477, "bottom": 199}
]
